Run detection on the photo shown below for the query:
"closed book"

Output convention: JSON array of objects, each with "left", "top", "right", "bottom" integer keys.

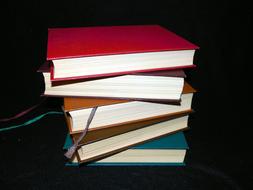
[
  {"left": 43, "top": 72, "right": 185, "bottom": 101},
  {"left": 47, "top": 25, "right": 198, "bottom": 81},
  {"left": 38, "top": 61, "right": 186, "bottom": 84},
  {"left": 69, "top": 115, "right": 189, "bottom": 164},
  {"left": 63, "top": 81, "right": 195, "bottom": 111},
  {"left": 67, "top": 109, "right": 191, "bottom": 145},
  {"left": 41, "top": 61, "right": 187, "bottom": 101},
  {"left": 64, "top": 89, "right": 194, "bottom": 135},
  {"left": 63, "top": 131, "right": 188, "bottom": 166}
]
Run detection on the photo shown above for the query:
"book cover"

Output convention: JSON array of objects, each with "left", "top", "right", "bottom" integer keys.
[{"left": 47, "top": 25, "right": 198, "bottom": 60}]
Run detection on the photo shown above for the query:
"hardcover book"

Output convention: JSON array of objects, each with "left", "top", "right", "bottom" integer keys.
[
  {"left": 63, "top": 131, "right": 188, "bottom": 166},
  {"left": 68, "top": 116, "right": 189, "bottom": 164},
  {"left": 47, "top": 25, "right": 198, "bottom": 81},
  {"left": 63, "top": 81, "right": 195, "bottom": 111},
  {"left": 64, "top": 91, "right": 194, "bottom": 135},
  {"left": 66, "top": 109, "right": 191, "bottom": 145},
  {"left": 43, "top": 73, "right": 185, "bottom": 101},
  {"left": 41, "top": 62, "right": 188, "bottom": 102}
]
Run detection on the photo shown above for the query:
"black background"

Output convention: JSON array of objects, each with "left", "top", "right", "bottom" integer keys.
[{"left": 0, "top": 1, "right": 252, "bottom": 189}]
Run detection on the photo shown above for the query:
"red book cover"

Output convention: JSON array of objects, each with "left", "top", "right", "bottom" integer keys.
[
  {"left": 47, "top": 25, "right": 198, "bottom": 81},
  {"left": 47, "top": 25, "right": 198, "bottom": 60}
]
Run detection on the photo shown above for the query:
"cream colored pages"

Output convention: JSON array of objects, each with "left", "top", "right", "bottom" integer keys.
[
  {"left": 53, "top": 50, "right": 195, "bottom": 78},
  {"left": 72, "top": 150, "right": 186, "bottom": 163},
  {"left": 77, "top": 116, "right": 188, "bottom": 161},
  {"left": 69, "top": 94, "right": 193, "bottom": 131},
  {"left": 44, "top": 73, "right": 184, "bottom": 100}
]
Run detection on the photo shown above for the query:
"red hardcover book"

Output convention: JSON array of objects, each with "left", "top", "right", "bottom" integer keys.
[{"left": 47, "top": 25, "right": 198, "bottom": 81}]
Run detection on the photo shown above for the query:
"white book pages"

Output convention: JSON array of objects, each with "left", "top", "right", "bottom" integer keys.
[
  {"left": 69, "top": 93, "right": 193, "bottom": 132},
  {"left": 53, "top": 50, "right": 195, "bottom": 78},
  {"left": 77, "top": 116, "right": 189, "bottom": 161},
  {"left": 44, "top": 73, "right": 184, "bottom": 100}
]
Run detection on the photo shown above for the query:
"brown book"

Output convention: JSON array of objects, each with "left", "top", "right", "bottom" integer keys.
[
  {"left": 74, "top": 115, "right": 190, "bottom": 163},
  {"left": 63, "top": 84, "right": 195, "bottom": 149},
  {"left": 64, "top": 81, "right": 196, "bottom": 111},
  {"left": 64, "top": 91, "right": 194, "bottom": 134},
  {"left": 67, "top": 109, "right": 192, "bottom": 146}
]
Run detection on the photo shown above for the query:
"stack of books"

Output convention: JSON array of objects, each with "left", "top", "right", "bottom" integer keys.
[{"left": 40, "top": 25, "right": 198, "bottom": 166}]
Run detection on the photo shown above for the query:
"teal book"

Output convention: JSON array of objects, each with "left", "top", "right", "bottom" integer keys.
[{"left": 63, "top": 132, "right": 189, "bottom": 166}]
